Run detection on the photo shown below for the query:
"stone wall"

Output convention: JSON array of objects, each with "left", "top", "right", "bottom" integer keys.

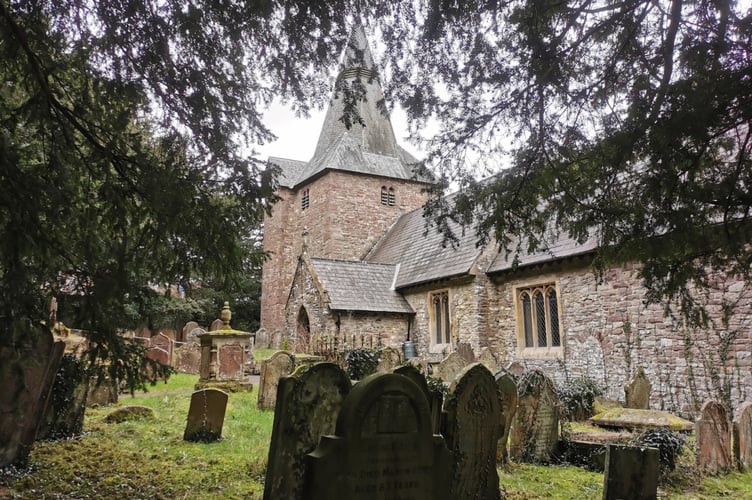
[
  {"left": 260, "top": 171, "right": 430, "bottom": 341},
  {"left": 490, "top": 259, "right": 752, "bottom": 417}
]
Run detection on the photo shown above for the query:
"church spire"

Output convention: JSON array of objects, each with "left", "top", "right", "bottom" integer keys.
[{"left": 311, "top": 24, "right": 400, "bottom": 161}]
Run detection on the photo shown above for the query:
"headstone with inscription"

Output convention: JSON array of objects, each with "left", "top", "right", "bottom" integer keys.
[
  {"left": 394, "top": 364, "right": 443, "bottom": 435},
  {"left": 434, "top": 351, "right": 466, "bottom": 385},
  {"left": 183, "top": 388, "right": 228, "bottom": 442},
  {"left": 443, "top": 363, "right": 502, "bottom": 500},
  {"left": 377, "top": 346, "right": 402, "bottom": 373},
  {"left": 495, "top": 371, "right": 519, "bottom": 464},
  {"left": 210, "top": 318, "right": 223, "bottom": 331},
  {"left": 624, "top": 366, "right": 651, "bottom": 409},
  {"left": 733, "top": 402, "right": 752, "bottom": 470},
  {"left": 696, "top": 399, "right": 732, "bottom": 473},
  {"left": 602, "top": 444, "right": 659, "bottom": 500},
  {"left": 509, "top": 369, "right": 561, "bottom": 463},
  {"left": 305, "top": 373, "right": 452, "bottom": 500},
  {"left": 257, "top": 351, "right": 295, "bottom": 410},
  {"left": 264, "top": 363, "right": 352, "bottom": 500}
]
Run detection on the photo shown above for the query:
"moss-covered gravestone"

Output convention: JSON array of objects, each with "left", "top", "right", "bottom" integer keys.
[
  {"left": 733, "top": 402, "right": 752, "bottom": 470},
  {"left": 509, "top": 369, "right": 561, "bottom": 463},
  {"left": 183, "top": 388, "right": 228, "bottom": 442},
  {"left": 264, "top": 363, "right": 351, "bottom": 500},
  {"left": 495, "top": 371, "right": 518, "bottom": 464},
  {"left": 257, "top": 350, "right": 294, "bottom": 410},
  {"left": 305, "top": 373, "right": 452, "bottom": 500},
  {"left": 443, "top": 363, "right": 503, "bottom": 500},
  {"left": 696, "top": 399, "right": 732, "bottom": 473}
]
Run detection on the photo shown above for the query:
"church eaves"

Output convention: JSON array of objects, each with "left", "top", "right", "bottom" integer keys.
[{"left": 269, "top": 25, "right": 432, "bottom": 189}]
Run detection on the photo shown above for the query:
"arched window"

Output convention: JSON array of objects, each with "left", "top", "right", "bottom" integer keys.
[
  {"left": 381, "top": 186, "right": 396, "bottom": 206},
  {"left": 516, "top": 283, "right": 562, "bottom": 355}
]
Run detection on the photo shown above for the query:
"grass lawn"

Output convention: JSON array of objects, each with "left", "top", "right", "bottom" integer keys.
[{"left": 2, "top": 372, "right": 752, "bottom": 499}]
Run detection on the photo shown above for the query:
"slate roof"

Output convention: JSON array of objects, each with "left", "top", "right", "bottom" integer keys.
[
  {"left": 310, "top": 258, "right": 413, "bottom": 313},
  {"left": 268, "top": 25, "right": 432, "bottom": 190},
  {"left": 487, "top": 227, "right": 599, "bottom": 273},
  {"left": 365, "top": 202, "right": 484, "bottom": 289}
]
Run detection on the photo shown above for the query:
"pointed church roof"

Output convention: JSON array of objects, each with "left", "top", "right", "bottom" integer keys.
[{"left": 271, "top": 25, "right": 432, "bottom": 189}]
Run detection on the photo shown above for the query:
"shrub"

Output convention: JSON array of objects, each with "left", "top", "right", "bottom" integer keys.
[
  {"left": 630, "top": 428, "right": 687, "bottom": 472},
  {"left": 344, "top": 348, "right": 379, "bottom": 380},
  {"left": 557, "top": 377, "right": 603, "bottom": 421}
]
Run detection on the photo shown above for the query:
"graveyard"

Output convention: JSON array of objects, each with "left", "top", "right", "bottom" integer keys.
[{"left": 2, "top": 350, "right": 752, "bottom": 499}]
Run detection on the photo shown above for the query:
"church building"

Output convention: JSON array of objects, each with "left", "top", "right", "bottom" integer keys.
[{"left": 259, "top": 26, "right": 751, "bottom": 416}]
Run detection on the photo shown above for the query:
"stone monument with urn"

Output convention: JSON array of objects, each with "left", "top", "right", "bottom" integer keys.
[{"left": 195, "top": 302, "right": 254, "bottom": 392}]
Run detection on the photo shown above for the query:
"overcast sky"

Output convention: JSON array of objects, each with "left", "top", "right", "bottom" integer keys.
[{"left": 257, "top": 99, "right": 425, "bottom": 163}]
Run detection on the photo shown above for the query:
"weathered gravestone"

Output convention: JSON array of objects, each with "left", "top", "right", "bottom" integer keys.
[
  {"left": 182, "top": 321, "right": 199, "bottom": 341},
  {"left": 509, "top": 369, "right": 561, "bottom": 463},
  {"left": 257, "top": 350, "right": 295, "bottom": 410},
  {"left": 602, "top": 444, "right": 659, "bottom": 500},
  {"left": 733, "top": 402, "right": 752, "bottom": 470},
  {"left": 433, "top": 351, "right": 466, "bottom": 385},
  {"left": 495, "top": 371, "right": 519, "bottom": 464},
  {"left": 183, "top": 388, "right": 228, "bottom": 442},
  {"left": 394, "top": 364, "right": 443, "bottom": 435},
  {"left": 624, "top": 366, "right": 651, "bottom": 409},
  {"left": 477, "top": 347, "right": 500, "bottom": 373},
  {"left": 305, "top": 373, "right": 452, "bottom": 500},
  {"left": 145, "top": 332, "right": 173, "bottom": 368},
  {"left": 264, "top": 363, "right": 351, "bottom": 500},
  {"left": 174, "top": 341, "right": 201, "bottom": 375},
  {"left": 443, "top": 363, "right": 503, "bottom": 500},
  {"left": 377, "top": 346, "right": 402, "bottom": 373},
  {"left": 696, "top": 399, "right": 732, "bottom": 473},
  {"left": 0, "top": 324, "right": 65, "bottom": 467},
  {"left": 209, "top": 318, "right": 223, "bottom": 331}
]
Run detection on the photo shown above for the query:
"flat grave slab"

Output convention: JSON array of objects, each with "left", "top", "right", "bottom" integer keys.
[{"left": 591, "top": 408, "right": 692, "bottom": 432}]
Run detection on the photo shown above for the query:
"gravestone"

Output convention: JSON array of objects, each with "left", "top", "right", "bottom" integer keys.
[
  {"left": 376, "top": 346, "right": 402, "bottom": 373},
  {"left": 696, "top": 399, "right": 732, "bottom": 473},
  {"left": 434, "top": 351, "right": 466, "bottom": 384},
  {"left": 182, "top": 321, "right": 199, "bottom": 341},
  {"left": 477, "top": 347, "right": 500, "bottom": 373},
  {"left": 394, "top": 364, "right": 443, "bottom": 434},
  {"left": 305, "top": 373, "right": 452, "bottom": 500},
  {"left": 624, "top": 366, "right": 651, "bottom": 409},
  {"left": 145, "top": 333, "right": 173, "bottom": 368},
  {"left": 264, "top": 363, "right": 352, "bottom": 500},
  {"left": 505, "top": 361, "right": 525, "bottom": 378},
  {"left": 443, "top": 363, "right": 502, "bottom": 500},
  {"left": 602, "top": 444, "right": 659, "bottom": 500},
  {"left": 257, "top": 351, "right": 295, "bottom": 410},
  {"left": 509, "top": 370, "right": 561, "bottom": 463},
  {"left": 209, "top": 318, "right": 223, "bottom": 331},
  {"left": 495, "top": 371, "right": 519, "bottom": 464},
  {"left": 733, "top": 402, "right": 752, "bottom": 470},
  {"left": 183, "top": 388, "right": 228, "bottom": 442},
  {"left": 218, "top": 344, "right": 244, "bottom": 378},
  {"left": 174, "top": 341, "right": 201, "bottom": 374},
  {"left": 456, "top": 342, "right": 475, "bottom": 364}
]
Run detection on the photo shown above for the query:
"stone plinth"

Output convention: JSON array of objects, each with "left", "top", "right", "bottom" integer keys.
[{"left": 196, "top": 302, "right": 254, "bottom": 392}]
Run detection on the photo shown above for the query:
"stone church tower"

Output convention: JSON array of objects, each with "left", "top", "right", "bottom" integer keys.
[{"left": 259, "top": 26, "right": 433, "bottom": 342}]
